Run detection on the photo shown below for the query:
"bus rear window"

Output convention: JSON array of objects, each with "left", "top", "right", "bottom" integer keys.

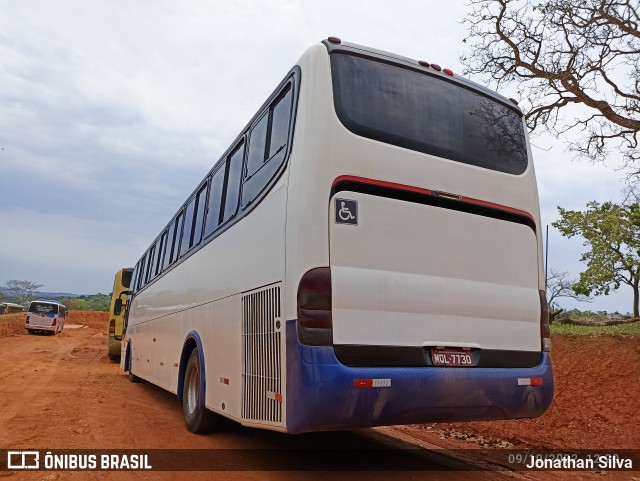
[
  {"left": 330, "top": 53, "right": 528, "bottom": 175},
  {"left": 29, "top": 303, "right": 58, "bottom": 314}
]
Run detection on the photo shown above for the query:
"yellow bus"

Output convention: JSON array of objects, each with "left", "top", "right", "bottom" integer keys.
[{"left": 108, "top": 267, "right": 133, "bottom": 360}]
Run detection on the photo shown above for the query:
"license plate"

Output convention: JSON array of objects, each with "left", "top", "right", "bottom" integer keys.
[{"left": 431, "top": 348, "right": 476, "bottom": 366}]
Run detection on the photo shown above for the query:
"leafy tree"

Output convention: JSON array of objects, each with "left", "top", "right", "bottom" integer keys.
[
  {"left": 60, "top": 294, "right": 110, "bottom": 312},
  {"left": 553, "top": 201, "right": 640, "bottom": 316},
  {"left": 461, "top": 0, "right": 640, "bottom": 169},
  {"left": 61, "top": 298, "right": 91, "bottom": 311},
  {"left": 546, "top": 269, "right": 592, "bottom": 322},
  {"left": 5, "top": 280, "right": 43, "bottom": 305}
]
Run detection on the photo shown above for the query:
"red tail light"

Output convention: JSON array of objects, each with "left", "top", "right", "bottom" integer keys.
[
  {"left": 297, "top": 267, "right": 332, "bottom": 346},
  {"left": 52, "top": 319, "right": 57, "bottom": 326},
  {"left": 539, "top": 290, "right": 551, "bottom": 352},
  {"left": 25, "top": 316, "right": 30, "bottom": 324},
  {"left": 109, "top": 320, "right": 116, "bottom": 335}
]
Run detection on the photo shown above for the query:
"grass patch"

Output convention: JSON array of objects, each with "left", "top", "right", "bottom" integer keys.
[{"left": 551, "top": 321, "right": 640, "bottom": 336}]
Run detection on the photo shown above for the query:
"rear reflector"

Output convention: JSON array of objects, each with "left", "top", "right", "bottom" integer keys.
[
  {"left": 539, "top": 290, "right": 551, "bottom": 352},
  {"left": 108, "top": 320, "right": 116, "bottom": 335},
  {"left": 353, "top": 378, "right": 392, "bottom": 388},
  {"left": 267, "top": 391, "right": 283, "bottom": 402},
  {"left": 518, "top": 378, "right": 543, "bottom": 386}
]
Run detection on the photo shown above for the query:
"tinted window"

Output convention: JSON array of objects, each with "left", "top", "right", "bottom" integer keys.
[
  {"left": 330, "top": 54, "right": 527, "bottom": 175},
  {"left": 28, "top": 303, "right": 58, "bottom": 314},
  {"left": 131, "top": 263, "right": 140, "bottom": 293},
  {"left": 268, "top": 86, "right": 292, "bottom": 162},
  {"left": 221, "top": 143, "right": 244, "bottom": 223},
  {"left": 156, "top": 231, "right": 168, "bottom": 275},
  {"left": 246, "top": 114, "right": 268, "bottom": 177},
  {"left": 193, "top": 183, "right": 208, "bottom": 247},
  {"left": 162, "top": 221, "right": 177, "bottom": 271},
  {"left": 180, "top": 199, "right": 196, "bottom": 257},
  {"left": 137, "top": 254, "right": 147, "bottom": 289},
  {"left": 146, "top": 243, "right": 157, "bottom": 282},
  {"left": 172, "top": 211, "right": 185, "bottom": 261},
  {"left": 242, "top": 85, "right": 293, "bottom": 208},
  {"left": 204, "top": 165, "right": 226, "bottom": 237},
  {"left": 122, "top": 269, "right": 133, "bottom": 289}
]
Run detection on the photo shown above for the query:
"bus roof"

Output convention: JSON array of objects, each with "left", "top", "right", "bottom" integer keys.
[
  {"left": 1, "top": 302, "right": 24, "bottom": 308},
  {"left": 31, "top": 299, "right": 66, "bottom": 307}
]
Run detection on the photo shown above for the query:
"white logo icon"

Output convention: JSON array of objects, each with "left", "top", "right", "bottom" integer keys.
[
  {"left": 335, "top": 198, "right": 358, "bottom": 225},
  {"left": 7, "top": 451, "right": 39, "bottom": 469},
  {"left": 338, "top": 201, "right": 355, "bottom": 221}
]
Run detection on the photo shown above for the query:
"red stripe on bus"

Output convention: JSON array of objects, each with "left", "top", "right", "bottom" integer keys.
[{"left": 332, "top": 175, "right": 535, "bottom": 224}]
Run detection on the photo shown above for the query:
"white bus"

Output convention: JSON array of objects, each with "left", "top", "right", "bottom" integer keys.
[{"left": 122, "top": 38, "right": 553, "bottom": 434}]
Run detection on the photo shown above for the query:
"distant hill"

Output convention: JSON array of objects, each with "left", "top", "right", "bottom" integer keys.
[{"left": 0, "top": 288, "right": 80, "bottom": 298}]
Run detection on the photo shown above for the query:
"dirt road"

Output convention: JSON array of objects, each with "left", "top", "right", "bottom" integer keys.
[{"left": 0, "top": 312, "right": 636, "bottom": 480}]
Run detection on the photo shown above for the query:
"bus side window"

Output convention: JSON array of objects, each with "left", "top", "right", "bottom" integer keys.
[
  {"left": 156, "top": 230, "right": 168, "bottom": 276},
  {"left": 245, "top": 113, "right": 269, "bottom": 178},
  {"left": 145, "top": 242, "right": 157, "bottom": 283},
  {"left": 242, "top": 84, "right": 293, "bottom": 207},
  {"left": 204, "top": 165, "right": 226, "bottom": 237},
  {"left": 179, "top": 198, "right": 196, "bottom": 258},
  {"left": 192, "top": 182, "right": 208, "bottom": 247},
  {"left": 162, "top": 220, "right": 178, "bottom": 272},
  {"left": 136, "top": 254, "right": 147, "bottom": 290},
  {"left": 131, "top": 262, "right": 140, "bottom": 294},
  {"left": 172, "top": 211, "right": 186, "bottom": 262},
  {"left": 268, "top": 85, "right": 293, "bottom": 164},
  {"left": 221, "top": 142, "right": 245, "bottom": 224}
]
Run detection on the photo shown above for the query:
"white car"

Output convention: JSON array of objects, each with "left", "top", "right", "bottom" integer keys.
[{"left": 25, "top": 300, "right": 67, "bottom": 335}]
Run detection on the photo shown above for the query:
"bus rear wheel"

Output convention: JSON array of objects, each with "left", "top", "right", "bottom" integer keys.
[{"left": 183, "top": 349, "right": 222, "bottom": 434}]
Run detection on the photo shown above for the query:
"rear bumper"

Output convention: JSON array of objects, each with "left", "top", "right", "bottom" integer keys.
[
  {"left": 26, "top": 324, "right": 56, "bottom": 332},
  {"left": 285, "top": 320, "right": 553, "bottom": 434}
]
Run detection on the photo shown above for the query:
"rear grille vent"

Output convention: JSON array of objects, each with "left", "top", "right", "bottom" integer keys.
[{"left": 241, "top": 283, "right": 283, "bottom": 424}]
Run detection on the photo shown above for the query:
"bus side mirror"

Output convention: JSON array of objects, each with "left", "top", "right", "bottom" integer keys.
[{"left": 114, "top": 299, "right": 123, "bottom": 316}]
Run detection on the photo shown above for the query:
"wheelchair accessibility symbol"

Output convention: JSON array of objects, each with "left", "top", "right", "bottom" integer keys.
[{"left": 335, "top": 198, "right": 358, "bottom": 225}]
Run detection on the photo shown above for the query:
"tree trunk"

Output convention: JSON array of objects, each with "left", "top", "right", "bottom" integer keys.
[{"left": 634, "top": 281, "right": 639, "bottom": 319}]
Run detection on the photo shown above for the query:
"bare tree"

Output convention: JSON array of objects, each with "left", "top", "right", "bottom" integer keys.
[
  {"left": 547, "top": 269, "right": 592, "bottom": 322},
  {"left": 461, "top": 0, "right": 640, "bottom": 169},
  {"left": 5, "top": 280, "right": 43, "bottom": 305}
]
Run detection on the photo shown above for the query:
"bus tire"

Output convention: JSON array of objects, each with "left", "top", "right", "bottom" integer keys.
[{"left": 183, "top": 349, "right": 222, "bottom": 434}]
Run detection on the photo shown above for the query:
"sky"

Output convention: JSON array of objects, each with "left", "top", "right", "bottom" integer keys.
[{"left": 0, "top": 1, "right": 632, "bottom": 313}]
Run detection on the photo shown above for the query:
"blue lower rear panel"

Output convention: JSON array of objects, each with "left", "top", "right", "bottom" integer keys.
[{"left": 285, "top": 320, "right": 553, "bottom": 434}]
